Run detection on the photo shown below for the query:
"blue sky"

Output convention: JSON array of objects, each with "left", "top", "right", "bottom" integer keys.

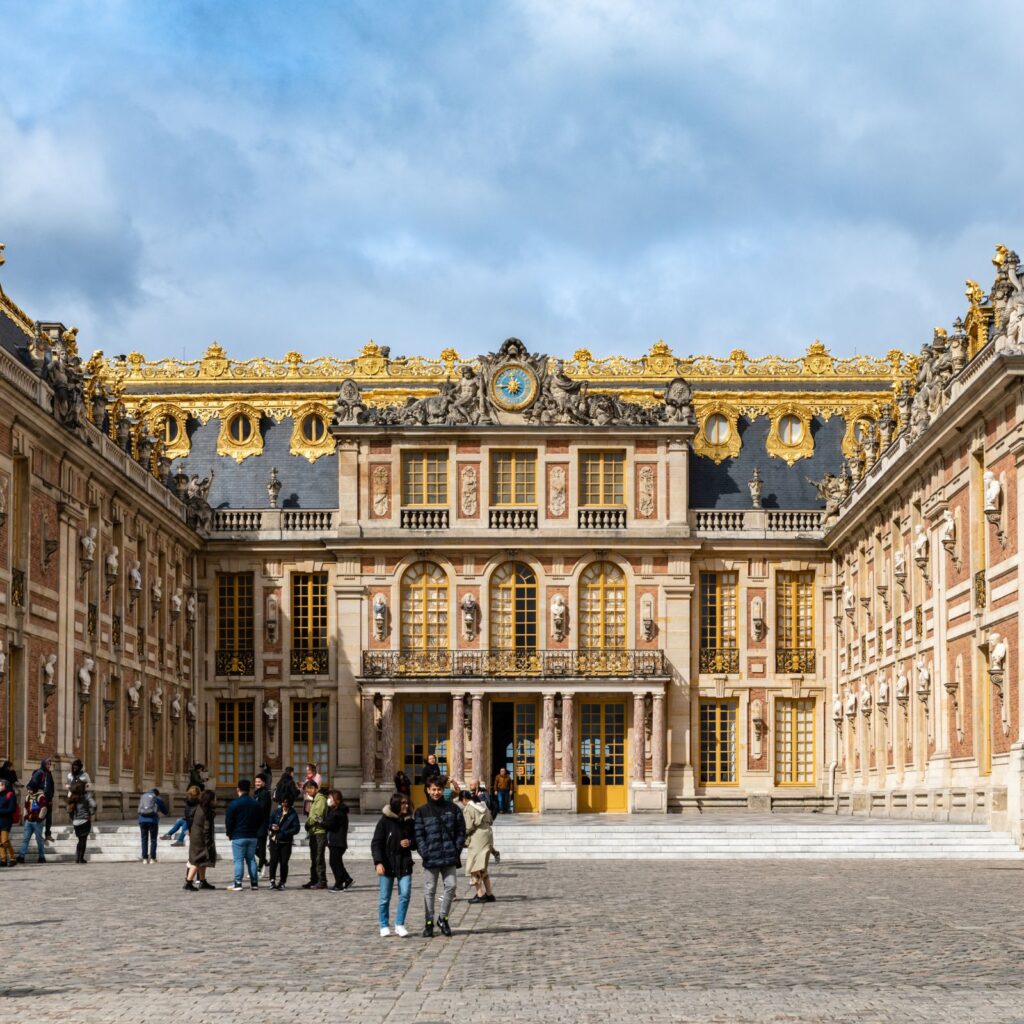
[{"left": 1, "top": 1, "right": 1023, "bottom": 361}]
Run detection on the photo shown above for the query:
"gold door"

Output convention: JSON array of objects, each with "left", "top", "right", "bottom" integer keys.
[
  {"left": 512, "top": 701, "right": 539, "bottom": 812},
  {"left": 400, "top": 700, "right": 450, "bottom": 807},
  {"left": 578, "top": 700, "right": 627, "bottom": 812}
]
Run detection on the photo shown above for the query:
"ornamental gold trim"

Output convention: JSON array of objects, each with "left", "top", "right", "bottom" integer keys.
[
  {"left": 765, "top": 404, "right": 813, "bottom": 465},
  {"left": 289, "top": 401, "right": 335, "bottom": 464},
  {"left": 216, "top": 402, "right": 263, "bottom": 463},
  {"left": 692, "top": 399, "right": 742, "bottom": 463},
  {"left": 142, "top": 402, "right": 191, "bottom": 459}
]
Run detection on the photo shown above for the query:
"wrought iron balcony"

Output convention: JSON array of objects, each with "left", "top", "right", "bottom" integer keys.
[
  {"left": 216, "top": 649, "right": 256, "bottom": 676},
  {"left": 775, "top": 647, "right": 816, "bottom": 674},
  {"left": 698, "top": 647, "right": 740, "bottom": 673},
  {"left": 291, "top": 647, "right": 330, "bottom": 675},
  {"left": 361, "top": 647, "right": 668, "bottom": 680}
]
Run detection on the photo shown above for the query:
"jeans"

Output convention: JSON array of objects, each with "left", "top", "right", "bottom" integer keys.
[
  {"left": 308, "top": 832, "right": 327, "bottom": 886},
  {"left": 166, "top": 818, "right": 188, "bottom": 841},
  {"left": 19, "top": 820, "right": 45, "bottom": 859},
  {"left": 139, "top": 821, "right": 159, "bottom": 859},
  {"left": 422, "top": 865, "right": 457, "bottom": 921},
  {"left": 269, "top": 842, "right": 292, "bottom": 885},
  {"left": 496, "top": 790, "right": 511, "bottom": 814},
  {"left": 378, "top": 873, "right": 412, "bottom": 929},
  {"left": 231, "top": 837, "right": 259, "bottom": 885},
  {"left": 329, "top": 846, "right": 352, "bottom": 888}
]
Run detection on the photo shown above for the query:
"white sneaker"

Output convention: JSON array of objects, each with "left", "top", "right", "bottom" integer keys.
[
  {"left": 394, "top": 924, "right": 409, "bottom": 937},
  {"left": 379, "top": 926, "right": 391, "bottom": 937},
  {"left": 143, "top": 858, "right": 150, "bottom": 865}
]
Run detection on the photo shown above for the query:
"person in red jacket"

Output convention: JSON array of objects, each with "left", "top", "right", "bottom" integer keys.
[
  {"left": 0, "top": 776, "right": 16, "bottom": 866},
  {"left": 16, "top": 786, "right": 48, "bottom": 864}
]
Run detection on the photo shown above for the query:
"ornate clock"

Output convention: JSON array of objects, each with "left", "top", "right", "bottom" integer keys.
[{"left": 489, "top": 364, "right": 539, "bottom": 412}]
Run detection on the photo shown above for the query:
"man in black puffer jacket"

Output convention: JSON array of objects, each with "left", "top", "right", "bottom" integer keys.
[{"left": 413, "top": 778, "right": 466, "bottom": 938}]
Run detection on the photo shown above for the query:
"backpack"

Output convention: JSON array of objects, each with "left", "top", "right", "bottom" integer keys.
[{"left": 138, "top": 792, "right": 158, "bottom": 816}]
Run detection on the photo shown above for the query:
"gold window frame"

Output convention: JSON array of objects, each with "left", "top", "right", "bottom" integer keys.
[
  {"left": 216, "top": 403, "right": 264, "bottom": 463},
  {"left": 400, "top": 561, "right": 450, "bottom": 652},
  {"left": 490, "top": 450, "right": 538, "bottom": 506},
  {"left": 402, "top": 450, "right": 449, "bottom": 507},
  {"left": 578, "top": 450, "right": 626, "bottom": 507},
  {"left": 290, "top": 402, "right": 335, "bottom": 464},
  {"left": 578, "top": 561, "right": 627, "bottom": 651}
]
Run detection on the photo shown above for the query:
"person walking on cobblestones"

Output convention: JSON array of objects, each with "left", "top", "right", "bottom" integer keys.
[
  {"left": 325, "top": 789, "right": 354, "bottom": 892},
  {"left": 372, "top": 792, "right": 416, "bottom": 937},
  {"left": 301, "top": 780, "right": 329, "bottom": 890},
  {"left": 274, "top": 766, "right": 299, "bottom": 808},
  {"left": 268, "top": 796, "right": 299, "bottom": 890},
  {"left": 29, "top": 759, "right": 55, "bottom": 844},
  {"left": 185, "top": 789, "right": 217, "bottom": 891},
  {"left": 137, "top": 787, "right": 168, "bottom": 864},
  {"left": 458, "top": 789, "right": 497, "bottom": 904},
  {"left": 68, "top": 781, "right": 96, "bottom": 864},
  {"left": 225, "top": 779, "right": 262, "bottom": 892},
  {"left": 414, "top": 778, "right": 465, "bottom": 938},
  {"left": 16, "top": 784, "right": 48, "bottom": 864},
  {"left": 0, "top": 776, "right": 16, "bottom": 866},
  {"left": 253, "top": 775, "right": 272, "bottom": 877}
]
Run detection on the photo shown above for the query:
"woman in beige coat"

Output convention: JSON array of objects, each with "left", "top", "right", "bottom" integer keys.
[{"left": 458, "top": 790, "right": 496, "bottom": 903}]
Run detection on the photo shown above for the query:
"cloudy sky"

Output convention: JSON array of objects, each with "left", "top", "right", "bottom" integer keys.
[{"left": 1, "top": 1, "right": 1022, "bottom": 362}]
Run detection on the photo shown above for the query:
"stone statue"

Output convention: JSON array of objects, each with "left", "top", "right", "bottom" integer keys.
[
  {"left": 127, "top": 678, "right": 141, "bottom": 710},
  {"left": 460, "top": 593, "right": 479, "bottom": 642},
  {"left": 171, "top": 589, "right": 183, "bottom": 616},
  {"left": 43, "top": 653, "right": 57, "bottom": 687},
  {"left": 372, "top": 465, "right": 390, "bottom": 517},
  {"left": 152, "top": 577, "right": 163, "bottom": 606},
  {"left": 809, "top": 472, "right": 846, "bottom": 518},
  {"left": 983, "top": 470, "right": 1001, "bottom": 513},
  {"left": 186, "top": 592, "right": 197, "bottom": 623},
  {"left": 877, "top": 677, "right": 890, "bottom": 707},
  {"left": 638, "top": 464, "right": 656, "bottom": 517},
  {"left": 332, "top": 379, "right": 368, "bottom": 424},
  {"left": 1000, "top": 251, "right": 1024, "bottom": 350},
  {"left": 171, "top": 692, "right": 182, "bottom": 722},
  {"left": 551, "top": 594, "right": 567, "bottom": 642},
  {"left": 989, "top": 632, "right": 1008, "bottom": 674},
  {"left": 151, "top": 687, "right": 164, "bottom": 715},
  {"left": 895, "top": 668, "right": 909, "bottom": 702},
  {"left": 748, "top": 468, "right": 763, "bottom": 509},
  {"left": 266, "top": 467, "right": 282, "bottom": 508},
  {"left": 449, "top": 366, "right": 487, "bottom": 424},
  {"left": 938, "top": 509, "right": 956, "bottom": 548},
  {"left": 129, "top": 561, "right": 143, "bottom": 593},
  {"left": 80, "top": 527, "right": 97, "bottom": 563},
  {"left": 264, "top": 698, "right": 280, "bottom": 728},
  {"left": 858, "top": 681, "right": 873, "bottom": 715},
  {"left": 915, "top": 657, "right": 931, "bottom": 694},
  {"left": 895, "top": 381, "right": 912, "bottom": 434},
  {"left": 549, "top": 465, "right": 567, "bottom": 517},
  {"left": 184, "top": 471, "right": 215, "bottom": 533},
  {"left": 78, "top": 656, "right": 94, "bottom": 697},
  {"left": 186, "top": 694, "right": 197, "bottom": 725},
  {"left": 893, "top": 548, "right": 906, "bottom": 577},
  {"left": 460, "top": 466, "right": 479, "bottom": 517},
  {"left": 0, "top": 642, "right": 5, "bottom": 680},
  {"left": 844, "top": 687, "right": 858, "bottom": 718},
  {"left": 877, "top": 403, "right": 896, "bottom": 448},
  {"left": 0, "top": 476, "right": 8, "bottom": 521},
  {"left": 663, "top": 377, "right": 695, "bottom": 424},
  {"left": 105, "top": 545, "right": 119, "bottom": 578},
  {"left": 913, "top": 524, "right": 929, "bottom": 561},
  {"left": 843, "top": 586, "right": 855, "bottom": 615},
  {"left": 373, "top": 593, "right": 388, "bottom": 641},
  {"left": 44, "top": 329, "right": 88, "bottom": 433},
  {"left": 832, "top": 693, "right": 843, "bottom": 723}
]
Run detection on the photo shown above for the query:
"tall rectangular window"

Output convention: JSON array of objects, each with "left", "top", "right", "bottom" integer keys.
[
  {"left": 291, "top": 699, "right": 329, "bottom": 774},
  {"left": 699, "top": 572, "right": 739, "bottom": 673},
  {"left": 699, "top": 699, "right": 738, "bottom": 785},
  {"left": 402, "top": 451, "right": 448, "bottom": 506},
  {"left": 292, "top": 572, "right": 328, "bottom": 651},
  {"left": 775, "top": 698, "right": 815, "bottom": 785},
  {"left": 579, "top": 451, "right": 625, "bottom": 506},
  {"left": 776, "top": 571, "right": 815, "bottom": 673},
  {"left": 217, "top": 700, "right": 255, "bottom": 786},
  {"left": 216, "top": 573, "right": 255, "bottom": 675},
  {"left": 490, "top": 450, "right": 537, "bottom": 505}
]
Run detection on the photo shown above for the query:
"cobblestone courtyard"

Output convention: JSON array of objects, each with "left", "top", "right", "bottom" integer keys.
[{"left": 4, "top": 858, "right": 1024, "bottom": 1023}]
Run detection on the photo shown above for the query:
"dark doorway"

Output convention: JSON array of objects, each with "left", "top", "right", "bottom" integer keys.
[{"left": 491, "top": 701, "right": 514, "bottom": 784}]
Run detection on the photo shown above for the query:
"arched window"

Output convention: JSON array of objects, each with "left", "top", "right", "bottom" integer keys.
[
  {"left": 579, "top": 561, "right": 626, "bottom": 651},
  {"left": 400, "top": 561, "right": 449, "bottom": 651},
  {"left": 490, "top": 562, "right": 537, "bottom": 652}
]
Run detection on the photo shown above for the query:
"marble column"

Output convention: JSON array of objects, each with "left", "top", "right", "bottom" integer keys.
[
  {"left": 381, "top": 694, "right": 395, "bottom": 782},
  {"left": 360, "top": 693, "right": 376, "bottom": 785},
  {"left": 470, "top": 693, "right": 484, "bottom": 783},
  {"left": 632, "top": 692, "right": 647, "bottom": 782},
  {"left": 561, "top": 692, "right": 576, "bottom": 784},
  {"left": 652, "top": 692, "right": 666, "bottom": 783},
  {"left": 451, "top": 693, "right": 465, "bottom": 782},
  {"left": 542, "top": 694, "right": 556, "bottom": 785}
]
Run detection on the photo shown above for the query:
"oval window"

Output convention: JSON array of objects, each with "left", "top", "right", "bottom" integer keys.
[
  {"left": 229, "top": 414, "right": 253, "bottom": 443},
  {"left": 704, "top": 413, "right": 731, "bottom": 445},
  {"left": 163, "top": 416, "right": 180, "bottom": 444},
  {"left": 778, "top": 414, "right": 804, "bottom": 446},
  {"left": 302, "top": 413, "right": 326, "bottom": 444}
]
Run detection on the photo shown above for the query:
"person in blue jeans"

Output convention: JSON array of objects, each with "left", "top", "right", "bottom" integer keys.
[
  {"left": 17, "top": 786, "right": 49, "bottom": 863},
  {"left": 371, "top": 792, "right": 416, "bottom": 937},
  {"left": 137, "top": 788, "right": 168, "bottom": 864},
  {"left": 224, "top": 779, "right": 263, "bottom": 891}
]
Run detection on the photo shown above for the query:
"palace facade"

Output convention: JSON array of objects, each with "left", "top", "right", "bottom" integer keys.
[{"left": 1, "top": 247, "right": 1022, "bottom": 841}]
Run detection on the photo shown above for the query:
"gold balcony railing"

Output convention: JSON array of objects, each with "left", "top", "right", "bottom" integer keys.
[{"left": 361, "top": 648, "right": 667, "bottom": 679}]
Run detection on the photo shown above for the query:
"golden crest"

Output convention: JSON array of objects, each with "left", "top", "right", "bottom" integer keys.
[
  {"left": 200, "top": 342, "right": 229, "bottom": 379},
  {"left": 802, "top": 340, "right": 834, "bottom": 375}
]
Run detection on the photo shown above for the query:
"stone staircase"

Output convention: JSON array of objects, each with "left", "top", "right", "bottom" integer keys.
[{"left": 15, "top": 815, "right": 1024, "bottom": 863}]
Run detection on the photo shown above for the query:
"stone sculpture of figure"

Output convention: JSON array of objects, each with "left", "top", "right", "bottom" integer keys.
[
  {"left": 877, "top": 676, "right": 890, "bottom": 707},
  {"left": 549, "top": 465, "right": 567, "bottom": 517},
  {"left": 264, "top": 698, "right": 280, "bottom": 727},
  {"left": 151, "top": 688, "right": 164, "bottom": 715},
  {"left": 939, "top": 508, "right": 956, "bottom": 548},
  {"left": 748, "top": 468, "right": 763, "bottom": 509},
  {"left": 460, "top": 593, "right": 479, "bottom": 641},
  {"left": 372, "top": 465, "right": 390, "bottom": 518},
  {"left": 949, "top": 320, "right": 968, "bottom": 373},
  {"left": 460, "top": 466, "right": 479, "bottom": 517},
  {"left": 663, "top": 377, "right": 695, "bottom": 424},
  {"left": 913, "top": 524, "right": 929, "bottom": 561},
  {"left": 859, "top": 681, "right": 873, "bottom": 715},
  {"left": 832, "top": 693, "right": 843, "bottom": 723},
  {"left": 78, "top": 656, "right": 95, "bottom": 697},
  {"left": 333, "top": 378, "right": 367, "bottom": 424},
  {"left": 171, "top": 692, "right": 182, "bottom": 721},
  {"left": 373, "top": 593, "right": 388, "bottom": 641},
  {"left": 266, "top": 467, "right": 282, "bottom": 508},
  {"left": 1001, "top": 252, "right": 1024, "bottom": 350},
  {"left": 895, "top": 668, "right": 909, "bottom": 701},
  {"left": 809, "top": 472, "right": 845, "bottom": 518},
  {"left": 844, "top": 687, "right": 858, "bottom": 717},
  {"left": 127, "top": 678, "right": 141, "bottom": 709},
  {"left": 449, "top": 366, "right": 487, "bottom": 424},
  {"left": 129, "top": 561, "right": 143, "bottom": 593},
  {"left": 171, "top": 589, "right": 183, "bottom": 616},
  {"left": 983, "top": 470, "right": 1001, "bottom": 513},
  {"left": 0, "top": 642, "right": 5, "bottom": 680},
  {"left": 843, "top": 585, "right": 855, "bottom": 615},
  {"left": 877, "top": 403, "right": 896, "bottom": 448},
  {"left": 541, "top": 358, "right": 588, "bottom": 424},
  {"left": 915, "top": 657, "right": 931, "bottom": 694},
  {"left": 185, "top": 471, "right": 216, "bottom": 533},
  {"left": 895, "top": 381, "right": 912, "bottom": 434},
  {"left": 0, "top": 476, "right": 8, "bottom": 520},
  {"left": 989, "top": 632, "right": 1008, "bottom": 674},
  {"left": 551, "top": 594, "right": 567, "bottom": 641},
  {"left": 893, "top": 548, "right": 906, "bottom": 577},
  {"left": 186, "top": 592, "right": 197, "bottom": 623},
  {"left": 105, "top": 545, "right": 119, "bottom": 578},
  {"left": 152, "top": 577, "right": 163, "bottom": 605},
  {"left": 80, "top": 527, "right": 98, "bottom": 563},
  {"left": 43, "top": 653, "right": 57, "bottom": 687},
  {"left": 186, "top": 694, "right": 198, "bottom": 725}
]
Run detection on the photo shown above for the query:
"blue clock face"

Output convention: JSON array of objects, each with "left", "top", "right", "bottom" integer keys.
[{"left": 490, "top": 365, "right": 539, "bottom": 411}]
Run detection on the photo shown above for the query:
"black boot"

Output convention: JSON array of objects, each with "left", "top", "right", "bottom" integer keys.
[
  {"left": 422, "top": 920, "right": 434, "bottom": 938},
  {"left": 183, "top": 880, "right": 198, "bottom": 891},
  {"left": 438, "top": 915, "right": 452, "bottom": 937}
]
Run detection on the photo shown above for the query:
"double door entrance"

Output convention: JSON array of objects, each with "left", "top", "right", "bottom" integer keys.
[{"left": 578, "top": 699, "right": 627, "bottom": 812}]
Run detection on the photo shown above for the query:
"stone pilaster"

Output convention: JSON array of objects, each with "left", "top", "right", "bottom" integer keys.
[
  {"left": 651, "top": 692, "right": 666, "bottom": 783},
  {"left": 561, "top": 692, "right": 576, "bottom": 784},
  {"left": 632, "top": 692, "right": 646, "bottom": 782},
  {"left": 451, "top": 692, "right": 465, "bottom": 782},
  {"left": 542, "top": 693, "right": 556, "bottom": 785},
  {"left": 360, "top": 692, "right": 376, "bottom": 786},
  {"left": 380, "top": 693, "right": 395, "bottom": 783},
  {"left": 470, "top": 692, "right": 484, "bottom": 782}
]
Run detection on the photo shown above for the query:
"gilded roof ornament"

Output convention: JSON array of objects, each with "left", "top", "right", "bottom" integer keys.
[
  {"left": 965, "top": 279, "right": 985, "bottom": 307},
  {"left": 994, "top": 244, "right": 1010, "bottom": 267}
]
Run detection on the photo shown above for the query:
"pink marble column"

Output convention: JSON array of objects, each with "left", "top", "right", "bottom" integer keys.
[
  {"left": 632, "top": 692, "right": 647, "bottom": 782},
  {"left": 380, "top": 694, "right": 395, "bottom": 782},
  {"left": 542, "top": 694, "right": 556, "bottom": 784},
  {"left": 652, "top": 692, "right": 666, "bottom": 783},
  {"left": 470, "top": 693, "right": 484, "bottom": 783},
  {"left": 561, "top": 692, "right": 576, "bottom": 784},
  {"left": 360, "top": 693, "right": 376, "bottom": 785},
  {"left": 451, "top": 693, "right": 465, "bottom": 782}
]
